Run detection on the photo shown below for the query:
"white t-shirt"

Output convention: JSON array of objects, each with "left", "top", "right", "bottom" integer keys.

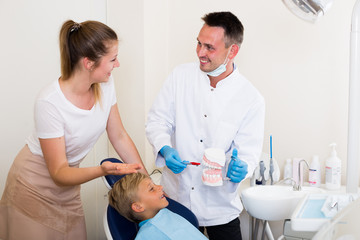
[{"left": 26, "top": 76, "right": 117, "bottom": 166}]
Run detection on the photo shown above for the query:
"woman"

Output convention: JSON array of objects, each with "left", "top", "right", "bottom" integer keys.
[{"left": 0, "top": 20, "right": 146, "bottom": 239}]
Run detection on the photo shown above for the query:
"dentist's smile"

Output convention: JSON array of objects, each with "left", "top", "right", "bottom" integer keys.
[{"left": 199, "top": 58, "right": 210, "bottom": 65}]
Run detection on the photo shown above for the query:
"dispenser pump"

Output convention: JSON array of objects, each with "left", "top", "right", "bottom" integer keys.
[{"left": 329, "top": 143, "right": 337, "bottom": 157}]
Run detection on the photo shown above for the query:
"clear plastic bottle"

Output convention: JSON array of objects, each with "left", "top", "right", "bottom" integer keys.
[
  {"left": 309, "top": 155, "right": 321, "bottom": 187},
  {"left": 325, "top": 143, "right": 341, "bottom": 190},
  {"left": 283, "top": 158, "right": 292, "bottom": 184},
  {"left": 293, "top": 158, "right": 303, "bottom": 186}
]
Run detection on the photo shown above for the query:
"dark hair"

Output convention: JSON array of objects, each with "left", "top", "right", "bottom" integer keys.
[
  {"left": 59, "top": 20, "right": 118, "bottom": 103},
  {"left": 201, "top": 12, "right": 244, "bottom": 48}
]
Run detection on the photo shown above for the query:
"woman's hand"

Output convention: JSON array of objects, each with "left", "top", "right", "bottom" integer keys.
[{"left": 101, "top": 161, "right": 143, "bottom": 175}]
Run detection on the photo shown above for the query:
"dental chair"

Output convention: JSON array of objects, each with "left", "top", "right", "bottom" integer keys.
[{"left": 101, "top": 158, "right": 199, "bottom": 240}]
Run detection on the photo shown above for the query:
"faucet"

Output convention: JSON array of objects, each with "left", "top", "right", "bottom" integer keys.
[{"left": 293, "top": 159, "right": 309, "bottom": 191}]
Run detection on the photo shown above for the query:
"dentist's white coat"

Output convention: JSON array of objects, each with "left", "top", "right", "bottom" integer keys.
[{"left": 146, "top": 62, "right": 265, "bottom": 226}]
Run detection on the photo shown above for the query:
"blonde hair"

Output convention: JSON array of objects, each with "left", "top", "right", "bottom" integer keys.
[
  {"left": 59, "top": 20, "right": 118, "bottom": 104},
  {"left": 108, "top": 173, "right": 149, "bottom": 223}
]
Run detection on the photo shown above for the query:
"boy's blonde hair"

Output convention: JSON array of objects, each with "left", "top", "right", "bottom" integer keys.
[{"left": 108, "top": 172, "right": 149, "bottom": 223}]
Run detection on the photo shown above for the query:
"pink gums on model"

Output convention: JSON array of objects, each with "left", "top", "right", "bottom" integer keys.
[{"left": 201, "top": 148, "right": 226, "bottom": 186}]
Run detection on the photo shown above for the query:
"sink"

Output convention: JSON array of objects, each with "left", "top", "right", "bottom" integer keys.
[{"left": 241, "top": 185, "right": 325, "bottom": 221}]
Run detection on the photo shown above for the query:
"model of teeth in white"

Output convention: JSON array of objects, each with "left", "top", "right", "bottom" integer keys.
[{"left": 202, "top": 148, "right": 226, "bottom": 186}]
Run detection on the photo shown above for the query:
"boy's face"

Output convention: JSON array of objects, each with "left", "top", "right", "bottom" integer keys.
[{"left": 134, "top": 178, "right": 169, "bottom": 218}]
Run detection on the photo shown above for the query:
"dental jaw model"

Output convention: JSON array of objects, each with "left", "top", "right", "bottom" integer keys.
[{"left": 202, "top": 148, "right": 226, "bottom": 186}]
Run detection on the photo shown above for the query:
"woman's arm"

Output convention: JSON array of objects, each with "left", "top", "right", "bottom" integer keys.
[
  {"left": 106, "top": 104, "right": 148, "bottom": 175},
  {"left": 40, "top": 136, "right": 141, "bottom": 186}
]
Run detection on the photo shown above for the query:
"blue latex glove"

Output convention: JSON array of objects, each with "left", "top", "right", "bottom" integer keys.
[
  {"left": 226, "top": 148, "right": 248, "bottom": 183},
  {"left": 159, "top": 145, "right": 187, "bottom": 174}
]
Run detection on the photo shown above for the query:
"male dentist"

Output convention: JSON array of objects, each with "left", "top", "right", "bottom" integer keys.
[{"left": 146, "top": 11, "right": 265, "bottom": 240}]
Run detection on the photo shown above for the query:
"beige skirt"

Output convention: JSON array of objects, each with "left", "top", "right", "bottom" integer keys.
[{"left": 0, "top": 145, "right": 86, "bottom": 240}]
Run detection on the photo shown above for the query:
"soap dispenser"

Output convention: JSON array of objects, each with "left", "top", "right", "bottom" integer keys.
[{"left": 325, "top": 143, "right": 341, "bottom": 190}]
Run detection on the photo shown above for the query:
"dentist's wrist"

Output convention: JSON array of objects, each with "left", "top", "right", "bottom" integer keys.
[{"left": 159, "top": 145, "right": 171, "bottom": 157}]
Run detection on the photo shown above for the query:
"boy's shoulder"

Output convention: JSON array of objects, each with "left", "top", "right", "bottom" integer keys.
[
  {"left": 135, "top": 209, "right": 171, "bottom": 239},
  {"left": 136, "top": 208, "right": 207, "bottom": 240}
]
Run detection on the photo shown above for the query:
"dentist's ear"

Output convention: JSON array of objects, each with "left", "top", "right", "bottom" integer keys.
[
  {"left": 229, "top": 44, "right": 239, "bottom": 60},
  {"left": 131, "top": 202, "right": 144, "bottom": 213}
]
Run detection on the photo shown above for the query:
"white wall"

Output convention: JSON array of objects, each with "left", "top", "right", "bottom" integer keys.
[
  {"left": 106, "top": 1, "right": 147, "bottom": 167},
  {"left": 107, "top": 0, "right": 170, "bottom": 172}
]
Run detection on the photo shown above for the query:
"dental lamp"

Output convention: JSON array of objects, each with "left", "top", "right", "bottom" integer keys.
[
  {"left": 282, "top": 0, "right": 360, "bottom": 193},
  {"left": 282, "top": 0, "right": 334, "bottom": 23}
]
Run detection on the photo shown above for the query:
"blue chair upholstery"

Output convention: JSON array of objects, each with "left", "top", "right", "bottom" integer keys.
[
  {"left": 101, "top": 158, "right": 199, "bottom": 240},
  {"left": 105, "top": 204, "right": 138, "bottom": 240}
]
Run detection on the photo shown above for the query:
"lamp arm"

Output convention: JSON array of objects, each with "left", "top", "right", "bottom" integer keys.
[{"left": 347, "top": 0, "right": 360, "bottom": 194}]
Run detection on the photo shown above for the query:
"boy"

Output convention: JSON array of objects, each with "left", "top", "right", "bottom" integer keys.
[{"left": 108, "top": 173, "right": 208, "bottom": 240}]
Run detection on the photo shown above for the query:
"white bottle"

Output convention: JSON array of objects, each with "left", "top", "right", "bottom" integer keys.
[
  {"left": 325, "top": 143, "right": 341, "bottom": 190},
  {"left": 283, "top": 158, "right": 292, "bottom": 184},
  {"left": 309, "top": 155, "right": 321, "bottom": 187}
]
